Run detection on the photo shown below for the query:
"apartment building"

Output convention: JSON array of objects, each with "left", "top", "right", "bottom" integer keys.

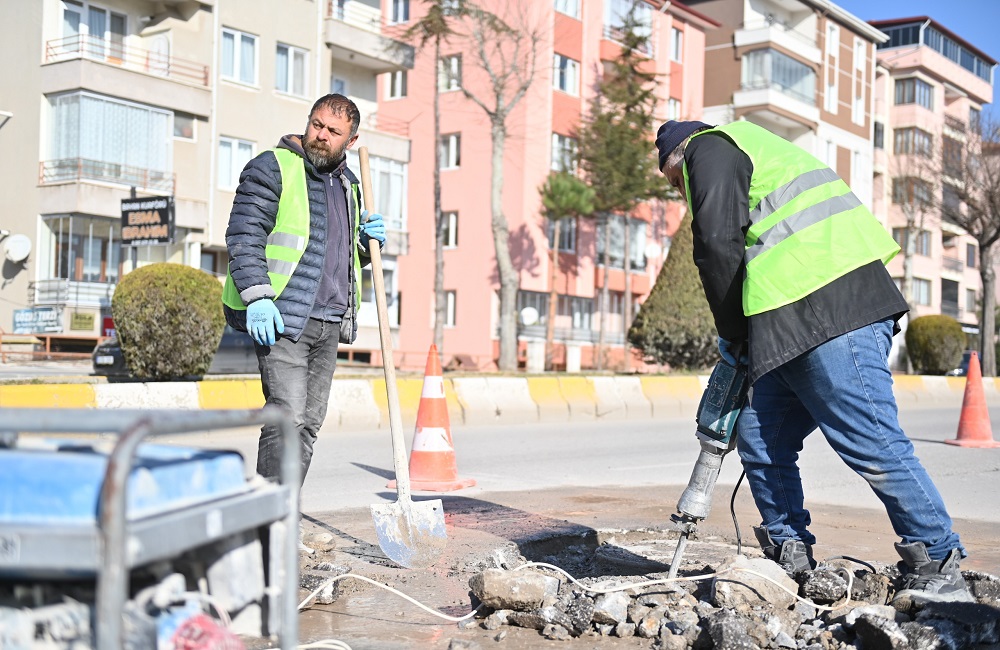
[
  {"left": 687, "top": 0, "right": 885, "bottom": 211},
  {"left": 378, "top": 0, "right": 716, "bottom": 371},
  {"left": 869, "top": 17, "right": 995, "bottom": 353},
  {"left": 0, "top": 0, "right": 412, "bottom": 360}
]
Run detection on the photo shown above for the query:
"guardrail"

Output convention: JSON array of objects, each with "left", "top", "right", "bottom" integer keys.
[{"left": 44, "top": 34, "right": 209, "bottom": 86}]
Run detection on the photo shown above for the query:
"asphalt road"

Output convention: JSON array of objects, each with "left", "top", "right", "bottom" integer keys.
[{"left": 172, "top": 405, "right": 1000, "bottom": 524}]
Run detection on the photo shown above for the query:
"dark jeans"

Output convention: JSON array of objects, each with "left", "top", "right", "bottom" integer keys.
[
  {"left": 255, "top": 318, "right": 339, "bottom": 484},
  {"left": 737, "top": 319, "right": 964, "bottom": 560}
]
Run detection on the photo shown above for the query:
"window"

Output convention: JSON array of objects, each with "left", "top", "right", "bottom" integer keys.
[
  {"left": 597, "top": 216, "right": 647, "bottom": 271},
  {"left": 551, "top": 133, "right": 578, "bottom": 172},
  {"left": 893, "top": 127, "right": 932, "bottom": 156},
  {"left": 439, "top": 133, "right": 460, "bottom": 169},
  {"left": 743, "top": 48, "right": 816, "bottom": 105},
  {"left": 546, "top": 217, "right": 577, "bottom": 252},
  {"left": 912, "top": 278, "right": 931, "bottom": 306},
  {"left": 892, "top": 177, "right": 930, "bottom": 205},
  {"left": 438, "top": 55, "right": 461, "bottom": 92},
  {"left": 854, "top": 38, "right": 865, "bottom": 70},
  {"left": 966, "top": 288, "right": 977, "bottom": 313},
  {"left": 443, "top": 211, "right": 458, "bottom": 248},
  {"left": 554, "top": 0, "right": 579, "bottom": 18},
  {"left": 874, "top": 121, "right": 884, "bottom": 149},
  {"left": 386, "top": 70, "right": 407, "bottom": 99},
  {"left": 445, "top": 290, "right": 457, "bottom": 327},
  {"left": 943, "top": 136, "right": 962, "bottom": 179},
  {"left": 553, "top": 54, "right": 580, "bottom": 95},
  {"left": 970, "top": 106, "right": 982, "bottom": 133},
  {"left": 557, "top": 295, "right": 593, "bottom": 330},
  {"left": 826, "top": 22, "right": 839, "bottom": 57},
  {"left": 604, "top": 0, "right": 652, "bottom": 50},
  {"left": 390, "top": 0, "right": 409, "bottom": 23},
  {"left": 891, "top": 228, "right": 931, "bottom": 256},
  {"left": 967, "top": 243, "right": 977, "bottom": 268},
  {"left": 218, "top": 136, "right": 254, "bottom": 189},
  {"left": 42, "top": 215, "right": 121, "bottom": 285},
  {"left": 894, "top": 78, "right": 933, "bottom": 110},
  {"left": 222, "top": 27, "right": 258, "bottom": 85},
  {"left": 62, "top": 2, "right": 127, "bottom": 62},
  {"left": 825, "top": 81, "right": 837, "bottom": 113},
  {"left": 667, "top": 98, "right": 682, "bottom": 120},
  {"left": 275, "top": 43, "right": 308, "bottom": 96},
  {"left": 670, "top": 28, "right": 683, "bottom": 62},
  {"left": 174, "top": 113, "right": 195, "bottom": 140},
  {"left": 47, "top": 91, "right": 172, "bottom": 190},
  {"left": 347, "top": 150, "right": 408, "bottom": 231}
]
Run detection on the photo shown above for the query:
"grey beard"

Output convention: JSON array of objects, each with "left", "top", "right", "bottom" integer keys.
[{"left": 304, "top": 141, "right": 345, "bottom": 172}]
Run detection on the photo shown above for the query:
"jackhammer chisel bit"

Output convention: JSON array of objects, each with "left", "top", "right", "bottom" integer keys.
[{"left": 667, "top": 359, "right": 749, "bottom": 579}]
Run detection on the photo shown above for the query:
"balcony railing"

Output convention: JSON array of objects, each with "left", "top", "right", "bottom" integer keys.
[
  {"left": 45, "top": 34, "right": 209, "bottom": 86},
  {"left": 30, "top": 279, "right": 115, "bottom": 309},
  {"left": 40, "top": 158, "right": 175, "bottom": 192},
  {"left": 941, "top": 301, "right": 960, "bottom": 319},
  {"left": 942, "top": 256, "right": 964, "bottom": 272},
  {"left": 361, "top": 112, "right": 410, "bottom": 138},
  {"left": 740, "top": 18, "right": 817, "bottom": 48},
  {"left": 944, "top": 114, "right": 967, "bottom": 133},
  {"left": 327, "top": 0, "right": 387, "bottom": 34},
  {"left": 601, "top": 25, "right": 655, "bottom": 57}
]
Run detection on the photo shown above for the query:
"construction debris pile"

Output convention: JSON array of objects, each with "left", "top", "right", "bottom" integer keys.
[{"left": 466, "top": 555, "right": 1000, "bottom": 649}]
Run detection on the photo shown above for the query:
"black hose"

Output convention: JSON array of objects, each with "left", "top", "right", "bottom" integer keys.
[{"left": 730, "top": 469, "right": 746, "bottom": 555}]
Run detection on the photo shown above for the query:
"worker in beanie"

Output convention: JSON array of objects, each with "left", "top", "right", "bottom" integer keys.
[{"left": 655, "top": 119, "right": 971, "bottom": 606}]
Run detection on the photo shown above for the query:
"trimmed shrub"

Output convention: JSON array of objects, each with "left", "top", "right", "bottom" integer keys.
[
  {"left": 904, "top": 314, "right": 965, "bottom": 375},
  {"left": 111, "top": 263, "right": 226, "bottom": 380},
  {"left": 628, "top": 215, "right": 717, "bottom": 370}
]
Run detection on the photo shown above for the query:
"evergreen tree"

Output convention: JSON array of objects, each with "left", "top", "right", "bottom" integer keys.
[
  {"left": 576, "top": 2, "right": 670, "bottom": 369},
  {"left": 628, "top": 214, "right": 717, "bottom": 370}
]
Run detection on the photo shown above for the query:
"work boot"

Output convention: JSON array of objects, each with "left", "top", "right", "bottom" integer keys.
[
  {"left": 753, "top": 526, "right": 816, "bottom": 576},
  {"left": 892, "top": 543, "right": 973, "bottom": 606}
]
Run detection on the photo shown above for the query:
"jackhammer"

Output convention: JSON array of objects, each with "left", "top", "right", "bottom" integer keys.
[{"left": 666, "top": 356, "right": 750, "bottom": 578}]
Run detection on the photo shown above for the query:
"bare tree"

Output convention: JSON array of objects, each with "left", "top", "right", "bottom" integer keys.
[
  {"left": 455, "top": 1, "right": 543, "bottom": 371},
  {"left": 939, "top": 116, "right": 1000, "bottom": 376}
]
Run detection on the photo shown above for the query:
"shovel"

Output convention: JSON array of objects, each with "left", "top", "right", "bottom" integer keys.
[{"left": 358, "top": 147, "right": 447, "bottom": 569}]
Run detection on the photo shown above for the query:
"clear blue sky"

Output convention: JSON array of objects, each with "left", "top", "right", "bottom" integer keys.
[{"left": 832, "top": 0, "right": 1000, "bottom": 115}]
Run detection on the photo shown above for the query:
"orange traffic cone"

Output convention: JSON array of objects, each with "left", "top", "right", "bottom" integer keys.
[
  {"left": 946, "top": 351, "right": 1000, "bottom": 448},
  {"left": 388, "top": 345, "right": 476, "bottom": 491}
]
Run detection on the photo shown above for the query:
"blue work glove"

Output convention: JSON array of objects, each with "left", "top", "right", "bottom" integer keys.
[
  {"left": 718, "top": 337, "right": 748, "bottom": 366},
  {"left": 246, "top": 298, "right": 284, "bottom": 346},
  {"left": 359, "top": 210, "right": 386, "bottom": 251}
]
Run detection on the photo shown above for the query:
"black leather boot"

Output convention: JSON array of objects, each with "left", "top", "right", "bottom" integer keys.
[{"left": 753, "top": 526, "right": 816, "bottom": 576}]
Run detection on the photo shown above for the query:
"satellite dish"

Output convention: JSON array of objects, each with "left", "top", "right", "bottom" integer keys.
[
  {"left": 3, "top": 234, "right": 31, "bottom": 264},
  {"left": 520, "top": 306, "right": 539, "bottom": 326}
]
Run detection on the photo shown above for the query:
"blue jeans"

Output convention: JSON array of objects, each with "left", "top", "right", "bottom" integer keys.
[
  {"left": 737, "top": 318, "right": 964, "bottom": 560},
  {"left": 255, "top": 318, "right": 339, "bottom": 484}
]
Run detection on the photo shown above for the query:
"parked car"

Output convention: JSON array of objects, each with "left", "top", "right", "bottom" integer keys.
[
  {"left": 946, "top": 350, "right": 974, "bottom": 377},
  {"left": 92, "top": 325, "right": 258, "bottom": 378}
]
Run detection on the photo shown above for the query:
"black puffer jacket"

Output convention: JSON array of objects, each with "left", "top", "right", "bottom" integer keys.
[{"left": 224, "top": 136, "right": 366, "bottom": 343}]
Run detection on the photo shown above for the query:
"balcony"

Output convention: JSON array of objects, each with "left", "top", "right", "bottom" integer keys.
[
  {"left": 42, "top": 35, "right": 211, "bottom": 116},
  {"left": 30, "top": 279, "right": 115, "bottom": 309},
  {"left": 40, "top": 159, "right": 175, "bottom": 193},
  {"left": 942, "top": 256, "right": 964, "bottom": 273},
  {"left": 324, "top": 0, "right": 414, "bottom": 73},
  {"left": 735, "top": 20, "right": 820, "bottom": 64},
  {"left": 945, "top": 114, "right": 967, "bottom": 133}
]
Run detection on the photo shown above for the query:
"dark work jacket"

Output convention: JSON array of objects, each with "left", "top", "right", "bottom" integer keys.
[
  {"left": 224, "top": 135, "right": 368, "bottom": 343},
  {"left": 684, "top": 132, "right": 908, "bottom": 384}
]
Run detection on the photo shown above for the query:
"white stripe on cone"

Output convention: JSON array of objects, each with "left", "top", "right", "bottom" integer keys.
[
  {"left": 412, "top": 427, "right": 452, "bottom": 452},
  {"left": 421, "top": 376, "right": 445, "bottom": 399}
]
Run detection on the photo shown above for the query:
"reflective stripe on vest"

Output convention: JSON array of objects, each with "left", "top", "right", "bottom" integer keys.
[
  {"left": 222, "top": 148, "right": 310, "bottom": 310},
  {"left": 685, "top": 121, "right": 899, "bottom": 316}
]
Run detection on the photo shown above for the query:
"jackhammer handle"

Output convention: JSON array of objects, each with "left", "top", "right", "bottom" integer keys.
[{"left": 676, "top": 442, "right": 728, "bottom": 521}]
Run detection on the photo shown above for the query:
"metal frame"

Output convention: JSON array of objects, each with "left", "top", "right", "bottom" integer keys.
[{"left": 0, "top": 407, "right": 299, "bottom": 650}]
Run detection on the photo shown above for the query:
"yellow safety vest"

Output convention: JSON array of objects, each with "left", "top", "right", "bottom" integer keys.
[
  {"left": 683, "top": 121, "right": 899, "bottom": 315},
  {"left": 222, "top": 148, "right": 363, "bottom": 310}
]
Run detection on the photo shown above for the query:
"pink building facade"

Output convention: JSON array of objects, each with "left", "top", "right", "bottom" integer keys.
[
  {"left": 378, "top": 0, "right": 714, "bottom": 371},
  {"left": 870, "top": 17, "right": 995, "bottom": 356}
]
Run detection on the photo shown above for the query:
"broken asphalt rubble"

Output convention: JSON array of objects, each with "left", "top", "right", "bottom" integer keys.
[{"left": 465, "top": 553, "right": 1000, "bottom": 649}]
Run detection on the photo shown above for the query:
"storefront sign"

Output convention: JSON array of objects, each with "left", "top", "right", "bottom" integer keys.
[
  {"left": 13, "top": 307, "right": 62, "bottom": 334},
  {"left": 120, "top": 196, "right": 174, "bottom": 245},
  {"left": 70, "top": 312, "right": 95, "bottom": 331},
  {"left": 102, "top": 316, "right": 116, "bottom": 338}
]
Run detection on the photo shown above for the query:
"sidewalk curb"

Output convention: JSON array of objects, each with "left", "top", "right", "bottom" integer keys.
[{"left": 1, "top": 374, "right": 996, "bottom": 431}]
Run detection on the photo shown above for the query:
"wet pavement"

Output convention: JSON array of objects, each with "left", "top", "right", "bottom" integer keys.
[{"left": 250, "top": 483, "right": 1000, "bottom": 649}]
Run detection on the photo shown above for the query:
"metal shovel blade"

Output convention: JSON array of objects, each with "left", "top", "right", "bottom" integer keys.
[{"left": 370, "top": 498, "right": 447, "bottom": 568}]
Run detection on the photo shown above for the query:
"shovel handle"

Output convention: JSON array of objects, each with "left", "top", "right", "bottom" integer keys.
[{"left": 358, "top": 147, "right": 412, "bottom": 503}]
